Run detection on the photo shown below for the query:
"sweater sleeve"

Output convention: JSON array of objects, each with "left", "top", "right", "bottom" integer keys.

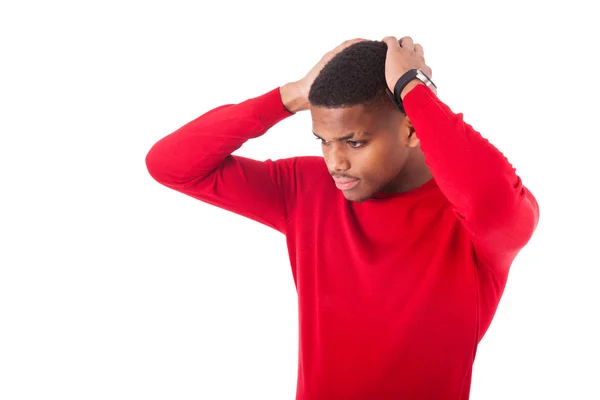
[
  {"left": 145, "top": 87, "right": 316, "bottom": 235},
  {"left": 403, "top": 84, "right": 540, "bottom": 272}
]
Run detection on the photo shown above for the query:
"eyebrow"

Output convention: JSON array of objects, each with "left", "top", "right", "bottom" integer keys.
[{"left": 312, "top": 131, "right": 372, "bottom": 141}]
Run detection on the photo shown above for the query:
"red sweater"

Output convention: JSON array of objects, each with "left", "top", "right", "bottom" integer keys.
[{"left": 145, "top": 84, "right": 539, "bottom": 399}]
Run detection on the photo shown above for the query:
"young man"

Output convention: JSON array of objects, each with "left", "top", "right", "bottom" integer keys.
[{"left": 145, "top": 36, "right": 539, "bottom": 399}]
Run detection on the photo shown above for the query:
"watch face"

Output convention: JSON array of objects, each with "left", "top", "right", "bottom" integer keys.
[{"left": 416, "top": 69, "right": 437, "bottom": 93}]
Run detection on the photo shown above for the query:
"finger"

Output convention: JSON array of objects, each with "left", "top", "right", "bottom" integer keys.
[
  {"left": 414, "top": 44, "right": 424, "bottom": 55},
  {"left": 399, "top": 36, "right": 414, "bottom": 50},
  {"left": 382, "top": 36, "right": 400, "bottom": 50}
]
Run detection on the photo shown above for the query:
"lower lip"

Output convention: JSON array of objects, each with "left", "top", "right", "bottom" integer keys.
[{"left": 335, "top": 180, "right": 359, "bottom": 190}]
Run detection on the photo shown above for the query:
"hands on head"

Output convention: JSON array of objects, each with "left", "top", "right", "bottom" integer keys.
[{"left": 288, "top": 36, "right": 432, "bottom": 112}]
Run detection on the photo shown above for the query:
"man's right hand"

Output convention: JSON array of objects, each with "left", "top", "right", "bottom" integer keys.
[{"left": 282, "top": 38, "right": 367, "bottom": 113}]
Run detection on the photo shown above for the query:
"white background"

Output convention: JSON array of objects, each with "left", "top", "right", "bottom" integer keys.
[{"left": 1, "top": 1, "right": 599, "bottom": 399}]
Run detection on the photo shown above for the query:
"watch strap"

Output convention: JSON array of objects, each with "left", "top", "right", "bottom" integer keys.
[{"left": 385, "top": 69, "right": 437, "bottom": 113}]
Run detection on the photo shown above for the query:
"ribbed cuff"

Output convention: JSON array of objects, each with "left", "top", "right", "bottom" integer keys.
[
  {"left": 402, "top": 84, "right": 439, "bottom": 118},
  {"left": 251, "top": 87, "right": 295, "bottom": 130}
]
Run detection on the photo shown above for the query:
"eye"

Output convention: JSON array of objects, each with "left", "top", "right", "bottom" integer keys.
[
  {"left": 315, "top": 137, "right": 366, "bottom": 148},
  {"left": 348, "top": 141, "right": 366, "bottom": 149}
]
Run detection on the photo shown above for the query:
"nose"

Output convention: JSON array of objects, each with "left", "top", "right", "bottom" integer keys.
[{"left": 325, "top": 146, "right": 350, "bottom": 172}]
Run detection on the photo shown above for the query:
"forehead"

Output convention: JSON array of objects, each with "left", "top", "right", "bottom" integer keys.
[{"left": 311, "top": 104, "right": 378, "bottom": 129}]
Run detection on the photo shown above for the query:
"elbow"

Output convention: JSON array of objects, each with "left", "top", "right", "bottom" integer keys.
[
  {"left": 145, "top": 142, "right": 183, "bottom": 185},
  {"left": 145, "top": 142, "right": 214, "bottom": 188},
  {"left": 145, "top": 144, "right": 167, "bottom": 183},
  {"left": 481, "top": 185, "right": 540, "bottom": 251},
  {"left": 517, "top": 186, "right": 540, "bottom": 246},
  {"left": 464, "top": 179, "right": 539, "bottom": 242}
]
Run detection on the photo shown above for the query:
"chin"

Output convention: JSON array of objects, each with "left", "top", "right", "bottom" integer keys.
[{"left": 342, "top": 189, "right": 371, "bottom": 203}]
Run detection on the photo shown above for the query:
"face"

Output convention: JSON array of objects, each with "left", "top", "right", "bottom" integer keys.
[{"left": 311, "top": 103, "right": 417, "bottom": 202}]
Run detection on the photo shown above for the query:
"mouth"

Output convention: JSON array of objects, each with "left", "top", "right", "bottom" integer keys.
[{"left": 333, "top": 178, "right": 360, "bottom": 191}]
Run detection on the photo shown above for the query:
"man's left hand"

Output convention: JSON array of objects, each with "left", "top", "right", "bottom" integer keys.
[{"left": 382, "top": 36, "right": 433, "bottom": 100}]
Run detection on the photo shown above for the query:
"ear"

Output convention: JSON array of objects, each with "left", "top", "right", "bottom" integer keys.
[{"left": 403, "top": 117, "right": 420, "bottom": 148}]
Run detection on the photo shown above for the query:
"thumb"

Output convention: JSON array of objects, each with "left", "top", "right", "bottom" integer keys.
[{"left": 382, "top": 36, "right": 401, "bottom": 50}]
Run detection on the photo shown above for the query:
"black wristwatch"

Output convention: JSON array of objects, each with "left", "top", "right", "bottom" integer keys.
[{"left": 385, "top": 68, "right": 437, "bottom": 113}]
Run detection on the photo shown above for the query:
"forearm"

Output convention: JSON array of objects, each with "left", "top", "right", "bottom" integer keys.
[{"left": 145, "top": 87, "right": 293, "bottom": 186}]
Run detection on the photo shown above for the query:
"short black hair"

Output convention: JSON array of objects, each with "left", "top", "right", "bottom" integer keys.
[{"left": 308, "top": 40, "right": 397, "bottom": 113}]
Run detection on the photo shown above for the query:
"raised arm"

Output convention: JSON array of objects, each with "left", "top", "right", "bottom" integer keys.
[
  {"left": 145, "top": 39, "right": 367, "bottom": 234},
  {"left": 145, "top": 86, "right": 299, "bottom": 234},
  {"left": 383, "top": 36, "right": 539, "bottom": 271}
]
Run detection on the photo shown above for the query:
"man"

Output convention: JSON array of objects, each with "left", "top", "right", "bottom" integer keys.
[{"left": 145, "top": 36, "right": 539, "bottom": 399}]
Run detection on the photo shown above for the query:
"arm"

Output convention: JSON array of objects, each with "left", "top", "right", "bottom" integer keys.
[
  {"left": 145, "top": 84, "right": 314, "bottom": 234},
  {"left": 403, "top": 83, "right": 540, "bottom": 271},
  {"left": 145, "top": 39, "right": 366, "bottom": 235}
]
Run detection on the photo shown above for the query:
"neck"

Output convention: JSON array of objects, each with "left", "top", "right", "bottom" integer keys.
[{"left": 384, "top": 146, "right": 432, "bottom": 193}]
